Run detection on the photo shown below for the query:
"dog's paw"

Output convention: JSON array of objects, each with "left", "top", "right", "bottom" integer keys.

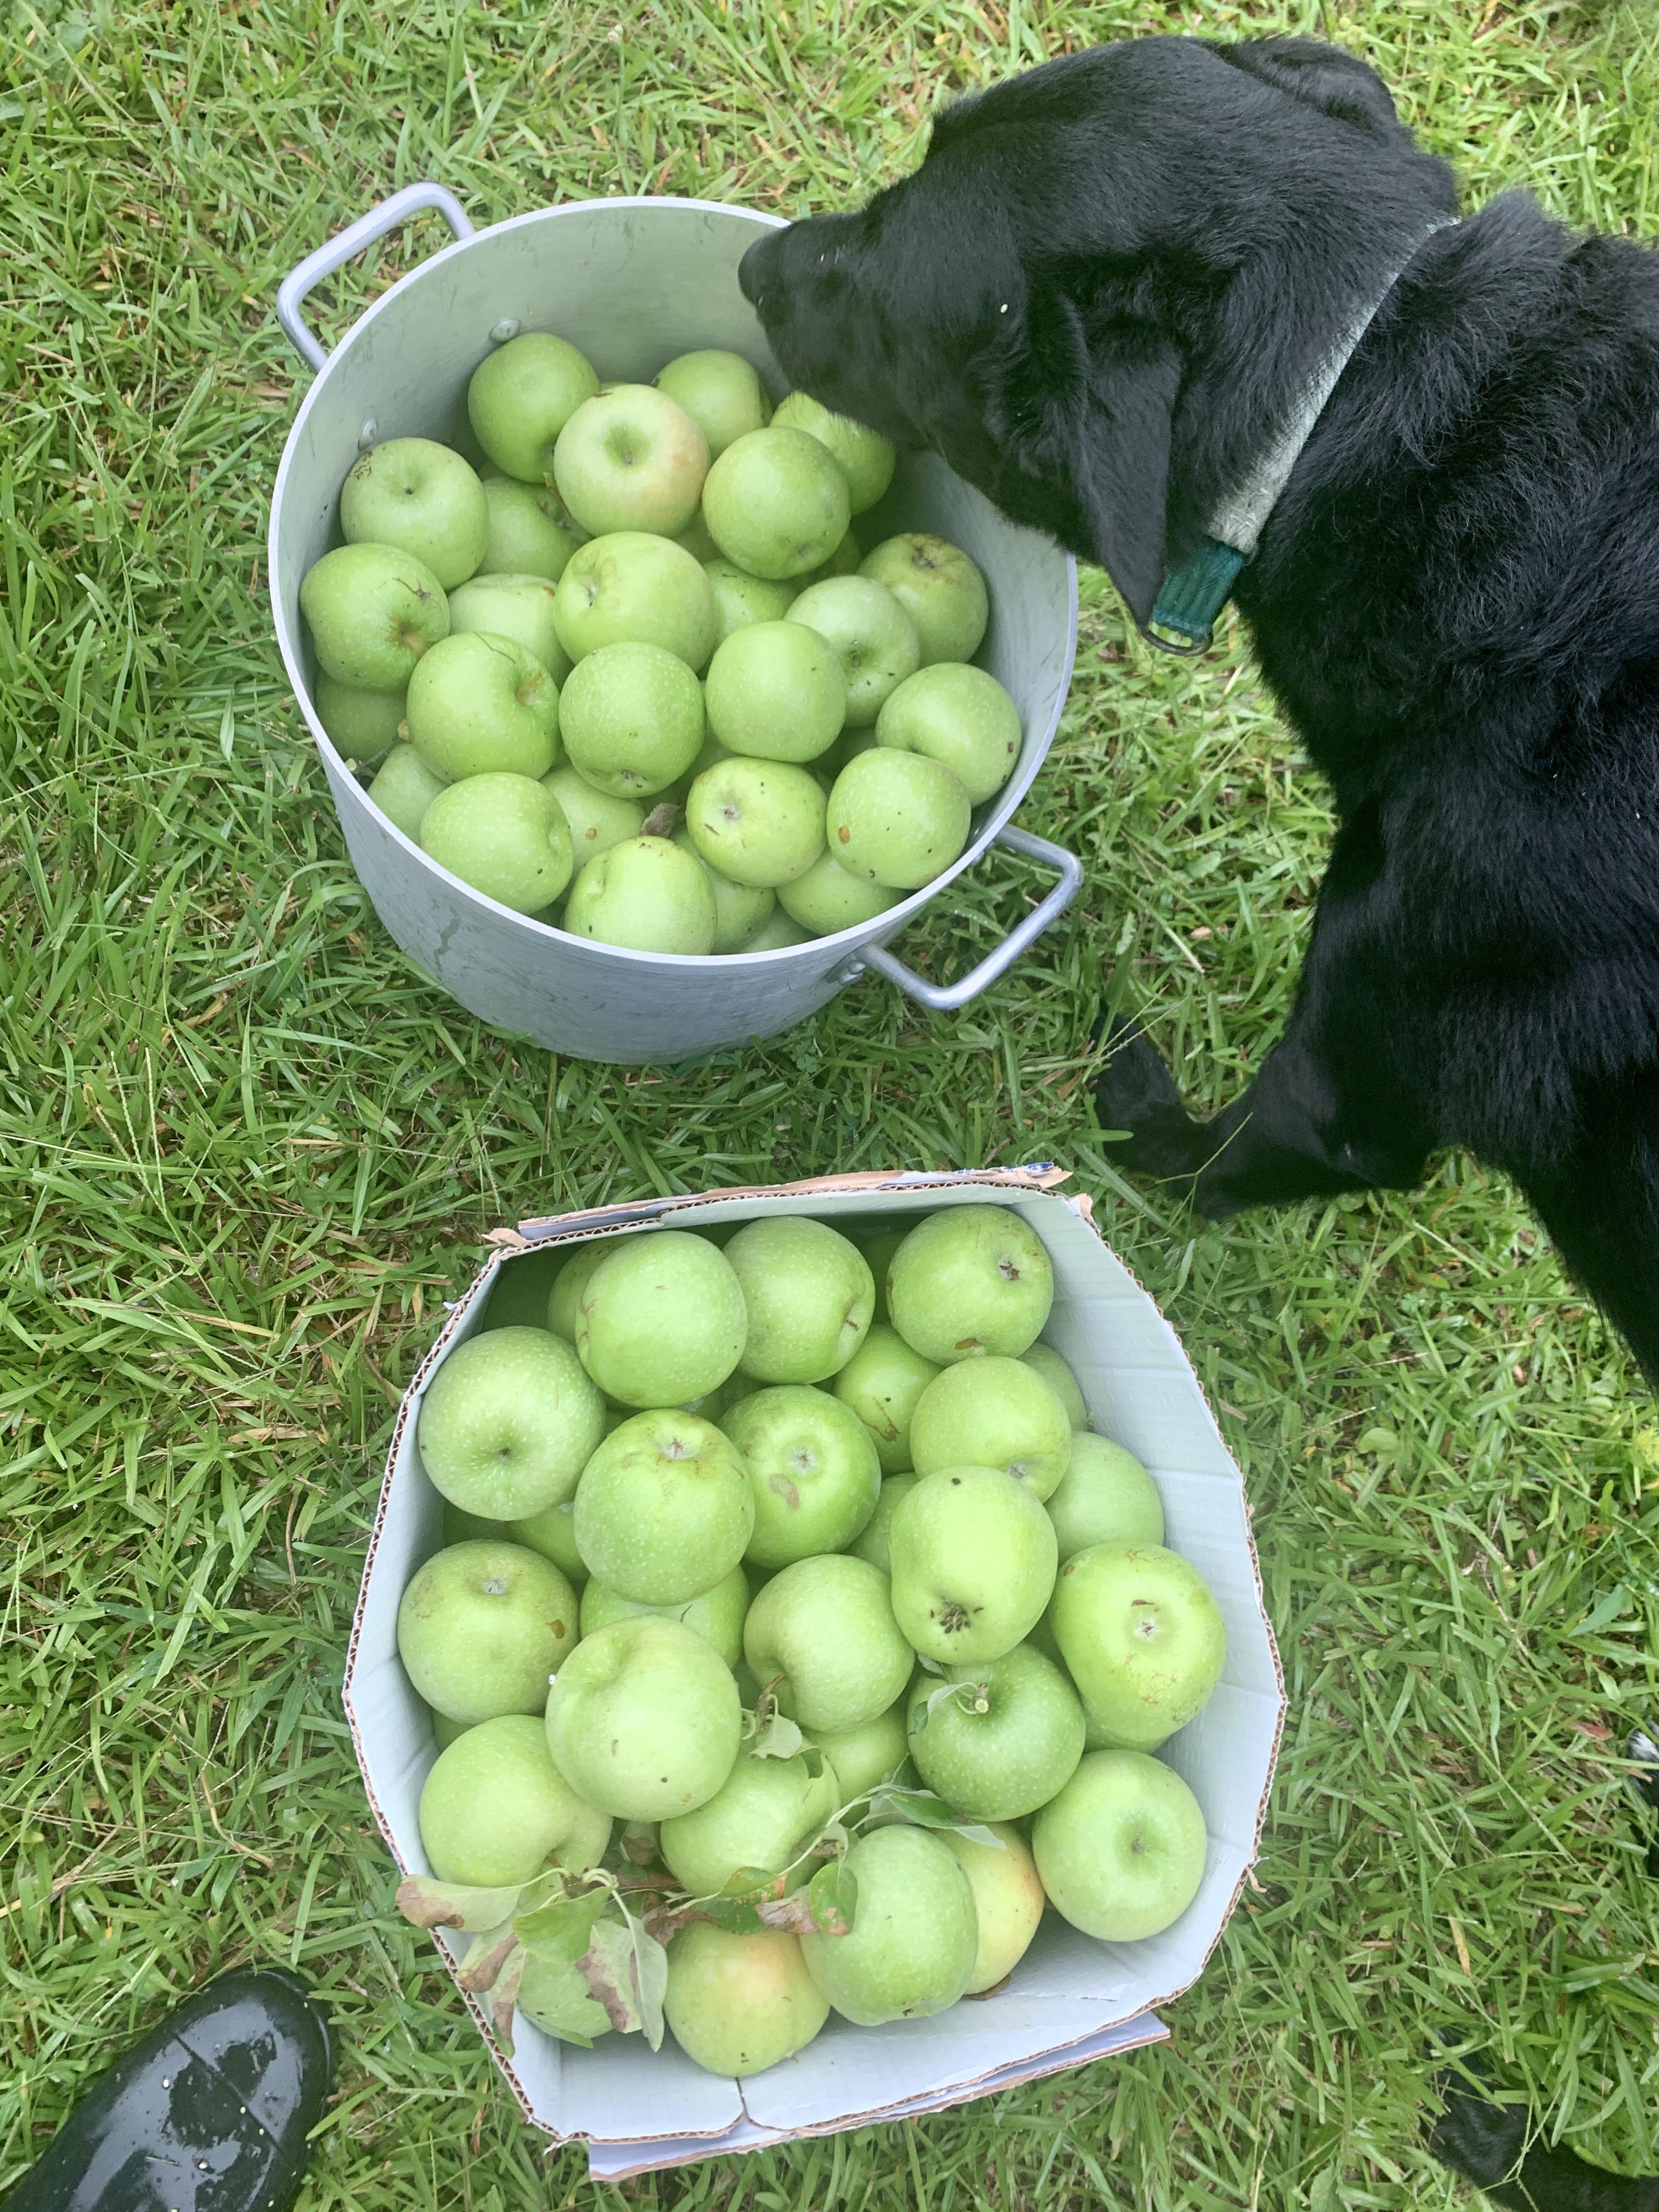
[
  {"left": 1090, "top": 1016, "right": 1209, "bottom": 1178},
  {"left": 1426, "top": 2075, "right": 1530, "bottom": 2193}
]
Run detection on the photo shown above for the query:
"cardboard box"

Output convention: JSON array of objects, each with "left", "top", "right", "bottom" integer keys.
[{"left": 343, "top": 1167, "right": 1285, "bottom": 2175}]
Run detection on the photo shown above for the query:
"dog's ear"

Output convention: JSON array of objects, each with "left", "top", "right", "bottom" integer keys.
[
  {"left": 980, "top": 268, "right": 1182, "bottom": 627},
  {"left": 1213, "top": 37, "right": 1402, "bottom": 136}
]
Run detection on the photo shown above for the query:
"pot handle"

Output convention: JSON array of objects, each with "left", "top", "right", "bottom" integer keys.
[
  {"left": 276, "top": 182, "right": 475, "bottom": 374},
  {"left": 853, "top": 825, "right": 1084, "bottom": 1012}
]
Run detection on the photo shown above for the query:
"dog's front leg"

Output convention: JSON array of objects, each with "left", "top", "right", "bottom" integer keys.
[{"left": 1094, "top": 1012, "right": 1431, "bottom": 1219}]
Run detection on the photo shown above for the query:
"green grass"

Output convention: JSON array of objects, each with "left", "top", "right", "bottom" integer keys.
[{"left": 4, "top": 0, "right": 1659, "bottom": 2204}]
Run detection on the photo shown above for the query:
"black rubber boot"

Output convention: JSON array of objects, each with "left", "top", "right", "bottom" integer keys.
[{"left": 4, "top": 1968, "right": 333, "bottom": 2212}]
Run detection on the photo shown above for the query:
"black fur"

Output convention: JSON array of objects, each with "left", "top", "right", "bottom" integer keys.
[{"left": 738, "top": 34, "right": 1659, "bottom": 1381}]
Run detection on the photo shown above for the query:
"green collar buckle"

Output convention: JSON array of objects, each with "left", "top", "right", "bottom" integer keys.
[{"left": 1145, "top": 539, "right": 1247, "bottom": 656}]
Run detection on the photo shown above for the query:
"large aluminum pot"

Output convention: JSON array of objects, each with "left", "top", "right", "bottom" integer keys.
[{"left": 269, "top": 185, "right": 1081, "bottom": 1064}]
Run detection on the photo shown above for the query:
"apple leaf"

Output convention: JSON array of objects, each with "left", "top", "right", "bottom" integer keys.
[
  {"left": 515, "top": 1886, "right": 612, "bottom": 1964},
  {"left": 621, "top": 1827, "right": 663, "bottom": 1869},
  {"left": 752, "top": 1891, "right": 822, "bottom": 1935},
  {"left": 457, "top": 1923, "right": 520, "bottom": 1995},
  {"left": 578, "top": 1913, "right": 668, "bottom": 2050},
  {"left": 749, "top": 1711, "right": 804, "bottom": 1761},
  {"left": 640, "top": 799, "right": 682, "bottom": 840},
  {"left": 874, "top": 1784, "right": 1006, "bottom": 1851},
  {"left": 397, "top": 1877, "right": 529, "bottom": 1933},
  {"left": 577, "top": 1918, "right": 644, "bottom": 2035},
  {"left": 630, "top": 1919, "right": 669, "bottom": 2051},
  {"left": 806, "top": 1856, "right": 858, "bottom": 1936},
  {"left": 489, "top": 1944, "right": 526, "bottom": 2053},
  {"left": 914, "top": 1653, "right": 946, "bottom": 1676}
]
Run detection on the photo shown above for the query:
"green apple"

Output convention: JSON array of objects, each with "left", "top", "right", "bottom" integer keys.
[
  {"left": 887, "top": 1465, "right": 1058, "bottom": 1664},
  {"left": 449, "top": 572, "right": 570, "bottom": 689},
  {"left": 314, "top": 672, "right": 406, "bottom": 761},
  {"left": 909, "top": 1356, "right": 1072, "bottom": 1502},
  {"left": 1049, "top": 1541, "right": 1226, "bottom": 1751},
  {"left": 398, "top": 1539, "right": 578, "bottom": 1723},
  {"left": 418, "top": 1712, "right": 611, "bottom": 1887},
  {"left": 431, "top": 1709, "right": 471, "bottom": 1750},
  {"left": 563, "top": 834, "right": 717, "bottom": 954},
  {"left": 723, "top": 1216, "right": 873, "bottom": 1383},
  {"left": 831, "top": 1325, "right": 939, "bottom": 1475},
  {"left": 673, "top": 507, "right": 722, "bottom": 563},
  {"left": 672, "top": 829, "right": 776, "bottom": 954},
  {"left": 905, "top": 1640, "right": 1084, "bottom": 1820},
  {"left": 887, "top": 1206, "right": 1054, "bottom": 1363},
  {"left": 340, "top": 436, "right": 488, "bottom": 588},
  {"left": 731, "top": 906, "right": 811, "bottom": 952},
  {"left": 553, "top": 529, "right": 718, "bottom": 670},
  {"left": 548, "top": 1244, "right": 606, "bottom": 1339},
  {"left": 553, "top": 384, "right": 709, "bottom": 537},
  {"left": 787, "top": 576, "right": 919, "bottom": 728},
  {"left": 827, "top": 748, "right": 970, "bottom": 890},
  {"left": 685, "top": 757, "right": 826, "bottom": 890},
  {"left": 468, "top": 332, "right": 600, "bottom": 483},
  {"left": 1046, "top": 1436, "right": 1163, "bottom": 1562},
  {"left": 743, "top": 1554, "right": 912, "bottom": 1731},
  {"left": 1032, "top": 1748, "right": 1207, "bottom": 1941},
  {"left": 366, "top": 744, "right": 448, "bottom": 840},
  {"left": 659, "top": 1746, "right": 838, "bottom": 1897},
  {"left": 1020, "top": 1344, "right": 1090, "bottom": 1430},
  {"left": 810, "top": 527, "right": 864, "bottom": 581},
  {"left": 419, "top": 1325, "right": 605, "bottom": 1517},
  {"left": 558, "top": 641, "right": 703, "bottom": 798},
  {"left": 704, "top": 560, "right": 796, "bottom": 645},
  {"left": 544, "top": 1615, "right": 742, "bottom": 1820},
  {"left": 849, "top": 1474, "right": 919, "bottom": 1576},
  {"left": 723, "top": 1385, "right": 881, "bottom": 1568},
  {"left": 656, "top": 349, "right": 771, "bottom": 458},
  {"left": 770, "top": 392, "right": 895, "bottom": 514},
  {"left": 860, "top": 1229, "right": 907, "bottom": 1324},
  {"left": 300, "top": 543, "right": 449, "bottom": 690},
  {"left": 420, "top": 772, "right": 574, "bottom": 914},
  {"left": 544, "top": 765, "right": 644, "bottom": 865},
  {"left": 664, "top": 1925, "right": 828, "bottom": 2078},
  {"left": 876, "top": 663, "right": 1020, "bottom": 805},
  {"left": 800, "top": 1700, "right": 908, "bottom": 1802},
  {"left": 573, "top": 1229, "right": 747, "bottom": 1407},
  {"left": 573, "top": 1408, "right": 753, "bottom": 1602},
  {"left": 776, "top": 852, "right": 900, "bottom": 937},
  {"left": 406, "top": 630, "right": 560, "bottom": 781},
  {"left": 702, "top": 426, "right": 851, "bottom": 581},
  {"left": 579, "top": 1562, "right": 749, "bottom": 1670},
  {"left": 938, "top": 1824, "right": 1045, "bottom": 1994},
  {"left": 509, "top": 1499, "right": 584, "bottom": 1581},
  {"left": 799, "top": 1825, "right": 977, "bottom": 2025},
  {"left": 475, "top": 477, "right": 585, "bottom": 589},
  {"left": 860, "top": 533, "right": 989, "bottom": 665},
  {"left": 704, "top": 620, "right": 845, "bottom": 763}
]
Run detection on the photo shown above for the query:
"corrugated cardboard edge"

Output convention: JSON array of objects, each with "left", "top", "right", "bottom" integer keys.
[{"left": 342, "top": 1163, "right": 1286, "bottom": 2164}]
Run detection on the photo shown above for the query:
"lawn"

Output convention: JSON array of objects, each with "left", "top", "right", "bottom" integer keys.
[{"left": 4, "top": 0, "right": 1659, "bottom": 2204}]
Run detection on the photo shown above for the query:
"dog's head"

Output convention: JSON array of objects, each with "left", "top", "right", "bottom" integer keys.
[{"left": 740, "top": 37, "right": 1456, "bottom": 624}]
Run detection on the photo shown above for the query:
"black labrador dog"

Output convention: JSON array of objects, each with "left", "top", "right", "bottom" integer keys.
[{"left": 738, "top": 34, "right": 1659, "bottom": 1385}]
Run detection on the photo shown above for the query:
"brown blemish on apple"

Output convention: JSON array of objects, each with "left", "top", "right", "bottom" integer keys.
[
  {"left": 550, "top": 1620, "right": 566, "bottom": 1639},
  {"left": 953, "top": 1336, "right": 981, "bottom": 1352},
  {"left": 769, "top": 1473, "right": 802, "bottom": 1510},
  {"left": 837, "top": 825, "right": 850, "bottom": 843}
]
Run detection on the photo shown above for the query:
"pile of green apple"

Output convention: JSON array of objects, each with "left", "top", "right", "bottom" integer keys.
[
  {"left": 298, "top": 331, "right": 1022, "bottom": 953},
  {"left": 393, "top": 1205, "right": 1227, "bottom": 2081}
]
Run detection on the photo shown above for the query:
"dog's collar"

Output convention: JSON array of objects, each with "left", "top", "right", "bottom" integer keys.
[{"left": 1145, "top": 216, "right": 1459, "bottom": 655}]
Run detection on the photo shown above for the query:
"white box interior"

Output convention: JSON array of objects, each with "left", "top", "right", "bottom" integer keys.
[{"left": 342, "top": 1170, "right": 1285, "bottom": 2166}]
